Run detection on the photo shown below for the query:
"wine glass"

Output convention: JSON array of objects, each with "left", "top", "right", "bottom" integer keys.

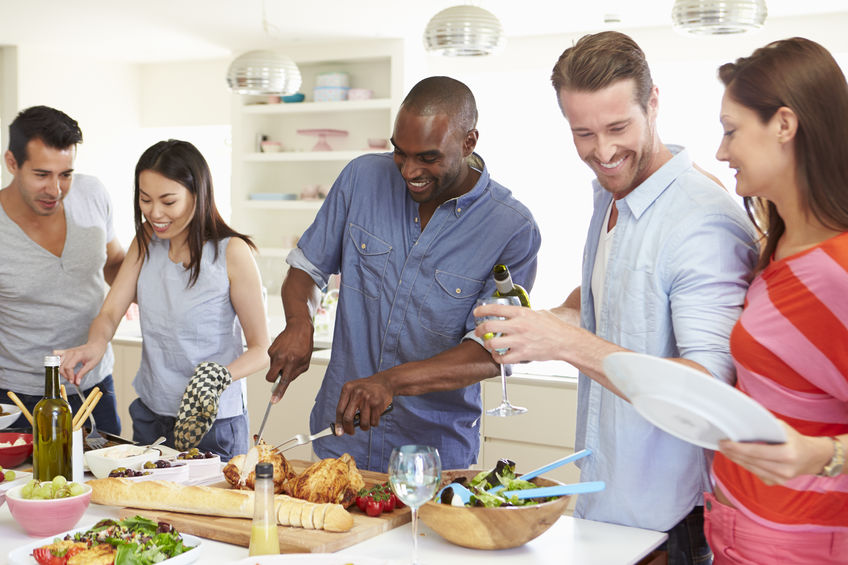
[
  {"left": 388, "top": 445, "right": 441, "bottom": 565},
  {"left": 475, "top": 295, "right": 528, "bottom": 417}
]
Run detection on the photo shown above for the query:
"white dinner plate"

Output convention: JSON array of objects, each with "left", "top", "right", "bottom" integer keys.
[
  {"left": 232, "top": 555, "right": 391, "bottom": 565},
  {"left": 603, "top": 352, "right": 787, "bottom": 450},
  {"left": 7, "top": 524, "right": 202, "bottom": 565}
]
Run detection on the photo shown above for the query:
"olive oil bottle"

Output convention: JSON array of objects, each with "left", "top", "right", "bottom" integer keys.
[
  {"left": 32, "top": 355, "right": 72, "bottom": 481},
  {"left": 492, "top": 264, "right": 531, "bottom": 307}
]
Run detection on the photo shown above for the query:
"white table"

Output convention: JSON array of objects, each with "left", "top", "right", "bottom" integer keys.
[{"left": 0, "top": 499, "right": 666, "bottom": 565}]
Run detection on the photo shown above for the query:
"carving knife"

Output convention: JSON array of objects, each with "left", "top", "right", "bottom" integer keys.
[{"left": 255, "top": 373, "right": 282, "bottom": 445}]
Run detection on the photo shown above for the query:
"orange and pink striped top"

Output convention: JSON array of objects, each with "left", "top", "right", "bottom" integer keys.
[{"left": 713, "top": 231, "right": 848, "bottom": 531}]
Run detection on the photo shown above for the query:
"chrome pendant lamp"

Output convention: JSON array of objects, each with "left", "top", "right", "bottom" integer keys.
[
  {"left": 424, "top": 5, "right": 505, "bottom": 57},
  {"left": 225, "top": 0, "right": 302, "bottom": 95},
  {"left": 672, "top": 0, "right": 768, "bottom": 35},
  {"left": 226, "top": 51, "right": 302, "bottom": 95}
]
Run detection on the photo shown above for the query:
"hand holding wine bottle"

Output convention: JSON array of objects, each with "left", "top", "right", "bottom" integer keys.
[{"left": 475, "top": 264, "right": 531, "bottom": 417}]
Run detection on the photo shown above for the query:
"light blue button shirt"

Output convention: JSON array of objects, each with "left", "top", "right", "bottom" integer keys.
[
  {"left": 574, "top": 146, "right": 758, "bottom": 531},
  {"left": 288, "top": 152, "right": 541, "bottom": 472}
]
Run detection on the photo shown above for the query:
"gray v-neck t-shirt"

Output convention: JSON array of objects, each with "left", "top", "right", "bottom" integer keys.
[{"left": 0, "top": 173, "right": 116, "bottom": 394}]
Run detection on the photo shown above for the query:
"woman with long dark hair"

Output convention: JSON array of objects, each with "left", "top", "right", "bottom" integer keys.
[
  {"left": 58, "top": 140, "right": 269, "bottom": 460},
  {"left": 708, "top": 37, "right": 848, "bottom": 563}
]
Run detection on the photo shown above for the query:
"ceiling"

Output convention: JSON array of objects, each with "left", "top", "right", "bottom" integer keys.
[{"left": 1, "top": 0, "right": 847, "bottom": 63}]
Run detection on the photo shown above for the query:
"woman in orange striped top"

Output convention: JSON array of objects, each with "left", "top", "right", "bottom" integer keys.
[{"left": 707, "top": 37, "right": 848, "bottom": 564}]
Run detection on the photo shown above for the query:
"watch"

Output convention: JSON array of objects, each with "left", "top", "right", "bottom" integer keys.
[{"left": 820, "top": 436, "right": 844, "bottom": 477}]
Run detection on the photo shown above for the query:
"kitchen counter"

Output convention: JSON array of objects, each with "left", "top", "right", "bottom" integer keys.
[{"left": 0, "top": 497, "right": 666, "bottom": 564}]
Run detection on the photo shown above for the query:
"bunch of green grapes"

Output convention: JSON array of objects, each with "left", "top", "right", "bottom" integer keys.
[{"left": 20, "top": 475, "right": 85, "bottom": 499}]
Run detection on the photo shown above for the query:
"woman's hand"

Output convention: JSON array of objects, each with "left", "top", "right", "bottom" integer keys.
[
  {"left": 718, "top": 421, "right": 835, "bottom": 485},
  {"left": 54, "top": 342, "right": 108, "bottom": 385}
]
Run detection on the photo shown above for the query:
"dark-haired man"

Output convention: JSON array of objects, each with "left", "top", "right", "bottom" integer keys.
[
  {"left": 266, "top": 76, "right": 541, "bottom": 472},
  {"left": 474, "top": 32, "right": 759, "bottom": 564},
  {"left": 0, "top": 106, "right": 124, "bottom": 433}
]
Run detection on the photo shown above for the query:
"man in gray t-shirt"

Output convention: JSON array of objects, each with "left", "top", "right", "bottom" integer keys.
[{"left": 0, "top": 106, "right": 125, "bottom": 434}]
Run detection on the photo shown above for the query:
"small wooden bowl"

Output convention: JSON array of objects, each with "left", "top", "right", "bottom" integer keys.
[{"left": 419, "top": 469, "right": 570, "bottom": 550}]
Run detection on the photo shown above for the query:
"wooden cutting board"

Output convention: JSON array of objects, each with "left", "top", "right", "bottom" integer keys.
[{"left": 117, "top": 460, "right": 410, "bottom": 553}]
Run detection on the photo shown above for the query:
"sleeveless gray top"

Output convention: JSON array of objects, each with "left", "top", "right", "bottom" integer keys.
[{"left": 134, "top": 235, "right": 246, "bottom": 418}]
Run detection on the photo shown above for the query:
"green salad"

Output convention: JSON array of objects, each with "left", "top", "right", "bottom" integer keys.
[
  {"left": 71, "top": 515, "right": 194, "bottom": 564},
  {"left": 437, "top": 459, "right": 555, "bottom": 508}
]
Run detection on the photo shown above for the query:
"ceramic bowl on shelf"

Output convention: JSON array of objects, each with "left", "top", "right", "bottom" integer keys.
[
  {"left": 348, "top": 88, "right": 373, "bottom": 101},
  {"left": 282, "top": 92, "right": 305, "bottom": 103},
  {"left": 0, "top": 432, "right": 33, "bottom": 468},
  {"left": 368, "top": 138, "right": 389, "bottom": 150},
  {"left": 6, "top": 483, "right": 92, "bottom": 537},
  {"left": 418, "top": 469, "right": 570, "bottom": 550},
  {"left": 260, "top": 141, "right": 283, "bottom": 153}
]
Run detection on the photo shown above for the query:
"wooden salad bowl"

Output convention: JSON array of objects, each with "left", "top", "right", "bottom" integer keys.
[{"left": 418, "top": 469, "right": 570, "bottom": 550}]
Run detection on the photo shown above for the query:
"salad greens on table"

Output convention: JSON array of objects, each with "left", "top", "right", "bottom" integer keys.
[
  {"left": 31, "top": 515, "right": 195, "bottom": 565},
  {"left": 437, "top": 459, "right": 556, "bottom": 508}
]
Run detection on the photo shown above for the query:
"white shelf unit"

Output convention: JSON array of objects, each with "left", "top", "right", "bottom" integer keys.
[{"left": 230, "top": 39, "right": 404, "bottom": 317}]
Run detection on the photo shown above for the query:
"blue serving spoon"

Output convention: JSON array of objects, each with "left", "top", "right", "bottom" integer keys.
[{"left": 437, "top": 448, "right": 594, "bottom": 505}]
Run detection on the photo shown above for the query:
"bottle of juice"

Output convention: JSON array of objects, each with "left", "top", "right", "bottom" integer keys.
[{"left": 249, "top": 462, "right": 280, "bottom": 556}]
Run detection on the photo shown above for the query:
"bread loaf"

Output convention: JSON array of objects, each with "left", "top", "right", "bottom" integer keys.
[
  {"left": 87, "top": 478, "right": 353, "bottom": 532},
  {"left": 88, "top": 478, "right": 254, "bottom": 518}
]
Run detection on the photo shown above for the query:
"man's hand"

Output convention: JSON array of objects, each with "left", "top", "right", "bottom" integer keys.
[
  {"left": 54, "top": 342, "right": 108, "bottom": 385},
  {"left": 265, "top": 317, "right": 314, "bottom": 403},
  {"left": 335, "top": 374, "right": 394, "bottom": 434}
]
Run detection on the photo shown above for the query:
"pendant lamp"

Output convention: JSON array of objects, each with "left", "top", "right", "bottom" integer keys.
[
  {"left": 226, "top": 50, "right": 302, "bottom": 95},
  {"left": 672, "top": 0, "right": 768, "bottom": 35},
  {"left": 424, "top": 5, "right": 505, "bottom": 57}
]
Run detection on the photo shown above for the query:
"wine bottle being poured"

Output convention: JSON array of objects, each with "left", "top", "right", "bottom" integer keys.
[{"left": 492, "top": 264, "right": 531, "bottom": 308}]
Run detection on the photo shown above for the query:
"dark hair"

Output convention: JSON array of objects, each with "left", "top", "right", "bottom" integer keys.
[
  {"left": 719, "top": 37, "right": 848, "bottom": 271},
  {"left": 7, "top": 106, "right": 82, "bottom": 165},
  {"left": 400, "top": 76, "right": 478, "bottom": 132},
  {"left": 551, "top": 31, "right": 653, "bottom": 112},
  {"left": 134, "top": 139, "right": 255, "bottom": 287}
]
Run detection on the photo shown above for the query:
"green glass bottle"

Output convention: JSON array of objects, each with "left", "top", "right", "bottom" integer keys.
[
  {"left": 32, "top": 355, "right": 72, "bottom": 482},
  {"left": 492, "top": 264, "right": 531, "bottom": 308}
]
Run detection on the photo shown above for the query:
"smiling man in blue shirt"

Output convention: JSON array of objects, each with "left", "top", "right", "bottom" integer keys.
[
  {"left": 474, "top": 33, "right": 758, "bottom": 565},
  {"left": 265, "top": 76, "right": 541, "bottom": 473}
]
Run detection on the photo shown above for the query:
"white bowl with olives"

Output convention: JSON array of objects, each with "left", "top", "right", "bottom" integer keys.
[{"left": 84, "top": 444, "right": 161, "bottom": 479}]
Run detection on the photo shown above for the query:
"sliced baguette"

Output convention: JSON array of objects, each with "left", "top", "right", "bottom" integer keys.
[{"left": 88, "top": 478, "right": 353, "bottom": 532}]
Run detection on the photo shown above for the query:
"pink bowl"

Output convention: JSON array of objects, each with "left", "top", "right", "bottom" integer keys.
[
  {"left": 0, "top": 433, "right": 33, "bottom": 468},
  {"left": 6, "top": 483, "right": 91, "bottom": 536}
]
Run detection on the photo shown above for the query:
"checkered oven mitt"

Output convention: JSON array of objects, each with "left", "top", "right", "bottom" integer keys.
[{"left": 174, "top": 361, "right": 232, "bottom": 451}]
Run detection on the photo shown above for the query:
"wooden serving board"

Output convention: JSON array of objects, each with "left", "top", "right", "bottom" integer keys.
[{"left": 116, "top": 460, "right": 410, "bottom": 553}]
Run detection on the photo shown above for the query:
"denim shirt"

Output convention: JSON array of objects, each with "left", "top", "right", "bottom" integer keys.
[
  {"left": 574, "top": 146, "right": 758, "bottom": 531},
  {"left": 288, "top": 152, "right": 541, "bottom": 472}
]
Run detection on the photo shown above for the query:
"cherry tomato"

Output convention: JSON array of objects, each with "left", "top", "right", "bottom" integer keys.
[
  {"left": 381, "top": 494, "right": 395, "bottom": 513},
  {"left": 356, "top": 495, "right": 368, "bottom": 512},
  {"left": 31, "top": 547, "right": 65, "bottom": 565},
  {"left": 365, "top": 497, "right": 382, "bottom": 517}
]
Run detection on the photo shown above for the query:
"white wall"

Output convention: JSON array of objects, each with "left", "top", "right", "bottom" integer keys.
[
  {"left": 421, "top": 12, "right": 848, "bottom": 308},
  {"left": 3, "top": 45, "right": 142, "bottom": 244}
]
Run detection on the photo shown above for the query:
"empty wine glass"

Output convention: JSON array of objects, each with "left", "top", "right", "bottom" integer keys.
[
  {"left": 475, "top": 295, "right": 528, "bottom": 416},
  {"left": 388, "top": 445, "right": 441, "bottom": 565}
]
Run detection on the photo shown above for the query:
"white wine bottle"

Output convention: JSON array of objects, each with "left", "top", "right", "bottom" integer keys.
[
  {"left": 492, "top": 264, "right": 531, "bottom": 308},
  {"left": 32, "top": 355, "right": 72, "bottom": 482}
]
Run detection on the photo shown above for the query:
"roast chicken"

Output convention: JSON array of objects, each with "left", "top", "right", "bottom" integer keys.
[
  {"left": 223, "top": 440, "right": 296, "bottom": 494},
  {"left": 223, "top": 441, "right": 365, "bottom": 508},
  {"left": 286, "top": 453, "right": 366, "bottom": 508}
]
